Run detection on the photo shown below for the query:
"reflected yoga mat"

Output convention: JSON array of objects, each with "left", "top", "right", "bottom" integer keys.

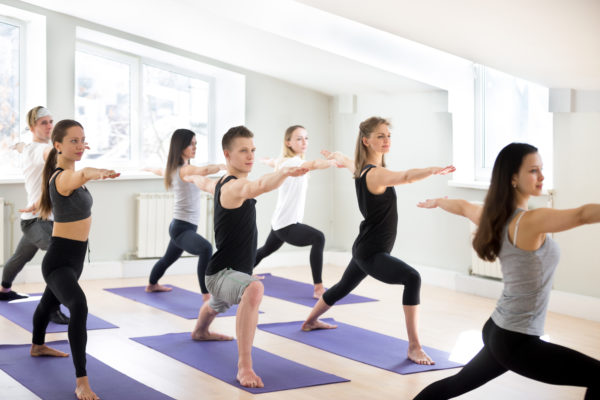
[
  {"left": 0, "top": 341, "right": 174, "bottom": 400},
  {"left": 104, "top": 285, "right": 238, "bottom": 319},
  {"left": 0, "top": 295, "right": 117, "bottom": 333},
  {"left": 257, "top": 273, "right": 377, "bottom": 307},
  {"left": 131, "top": 332, "right": 349, "bottom": 394},
  {"left": 258, "top": 318, "right": 463, "bottom": 374}
]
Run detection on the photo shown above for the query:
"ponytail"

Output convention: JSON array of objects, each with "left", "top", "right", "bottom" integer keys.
[{"left": 39, "top": 148, "right": 57, "bottom": 219}]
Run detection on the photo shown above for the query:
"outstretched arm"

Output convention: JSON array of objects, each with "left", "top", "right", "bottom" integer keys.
[
  {"left": 183, "top": 175, "right": 218, "bottom": 195},
  {"left": 524, "top": 204, "right": 600, "bottom": 235},
  {"left": 369, "top": 165, "right": 455, "bottom": 187},
  {"left": 221, "top": 166, "right": 309, "bottom": 207},
  {"left": 180, "top": 163, "right": 226, "bottom": 178},
  {"left": 55, "top": 168, "right": 120, "bottom": 195},
  {"left": 259, "top": 157, "right": 278, "bottom": 169},
  {"left": 143, "top": 167, "right": 164, "bottom": 176},
  {"left": 418, "top": 197, "right": 482, "bottom": 225},
  {"left": 300, "top": 159, "right": 336, "bottom": 171},
  {"left": 321, "top": 150, "right": 355, "bottom": 174}
]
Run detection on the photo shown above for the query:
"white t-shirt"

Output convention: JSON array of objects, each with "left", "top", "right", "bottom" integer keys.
[
  {"left": 21, "top": 142, "right": 52, "bottom": 220},
  {"left": 271, "top": 156, "right": 308, "bottom": 230}
]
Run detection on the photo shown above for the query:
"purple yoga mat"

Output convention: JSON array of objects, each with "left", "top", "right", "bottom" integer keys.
[
  {"left": 131, "top": 332, "right": 349, "bottom": 394},
  {"left": 258, "top": 318, "right": 463, "bottom": 374},
  {"left": 104, "top": 285, "right": 238, "bottom": 319},
  {"left": 0, "top": 340, "right": 173, "bottom": 400},
  {"left": 258, "top": 273, "right": 378, "bottom": 307},
  {"left": 0, "top": 295, "right": 117, "bottom": 333}
]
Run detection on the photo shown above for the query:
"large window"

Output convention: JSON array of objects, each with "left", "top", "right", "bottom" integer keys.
[
  {"left": 0, "top": 18, "right": 21, "bottom": 172},
  {"left": 474, "top": 65, "right": 553, "bottom": 185},
  {"left": 75, "top": 42, "right": 212, "bottom": 167}
]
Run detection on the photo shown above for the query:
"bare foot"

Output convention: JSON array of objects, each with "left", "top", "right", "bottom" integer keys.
[
  {"left": 202, "top": 293, "right": 211, "bottom": 302},
  {"left": 191, "top": 330, "right": 233, "bottom": 341},
  {"left": 75, "top": 376, "right": 100, "bottom": 400},
  {"left": 237, "top": 367, "right": 264, "bottom": 388},
  {"left": 313, "top": 284, "right": 325, "bottom": 299},
  {"left": 30, "top": 344, "right": 69, "bottom": 357},
  {"left": 301, "top": 319, "right": 337, "bottom": 332},
  {"left": 145, "top": 283, "right": 172, "bottom": 292},
  {"left": 408, "top": 345, "right": 435, "bottom": 365}
]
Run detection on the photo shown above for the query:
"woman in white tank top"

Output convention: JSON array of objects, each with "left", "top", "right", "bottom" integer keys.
[
  {"left": 146, "top": 129, "right": 225, "bottom": 301},
  {"left": 254, "top": 125, "right": 334, "bottom": 298}
]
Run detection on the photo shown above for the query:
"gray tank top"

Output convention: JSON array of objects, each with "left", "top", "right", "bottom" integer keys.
[
  {"left": 491, "top": 208, "right": 560, "bottom": 336},
  {"left": 171, "top": 167, "right": 201, "bottom": 225},
  {"left": 49, "top": 168, "right": 93, "bottom": 222}
]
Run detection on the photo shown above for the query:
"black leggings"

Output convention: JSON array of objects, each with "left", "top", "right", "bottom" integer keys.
[
  {"left": 32, "top": 237, "right": 88, "bottom": 378},
  {"left": 322, "top": 252, "right": 421, "bottom": 306},
  {"left": 149, "top": 219, "right": 213, "bottom": 293},
  {"left": 254, "top": 223, "right": 325, "bottom": 284},
  {"left": 414, "top": 318, "right": 600, "bottom": 400}
]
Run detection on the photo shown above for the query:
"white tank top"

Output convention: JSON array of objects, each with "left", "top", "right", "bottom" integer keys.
[
  {"left": 271, "top": 156, "right": 308, "bottom": 231},
  {"left": 21, "top": 142, "right": 52, "bottom": 220},
  {"left": 171, "top": 167, "right": 201, "bottom": 225}
]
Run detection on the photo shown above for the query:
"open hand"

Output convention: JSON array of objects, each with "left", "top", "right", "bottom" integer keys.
[{"left": 433, "top": 165, "right": 456, "bottom": 175}]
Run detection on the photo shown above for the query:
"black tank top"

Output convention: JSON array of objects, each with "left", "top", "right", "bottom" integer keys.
[
  {"left": 206, "top": 175, "right": 258, "bottom": 275},
  {"left": 352, "top": 165, "right": 398, "bottom": 260}
]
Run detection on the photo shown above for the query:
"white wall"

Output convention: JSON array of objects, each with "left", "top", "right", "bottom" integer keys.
[
  {"left": 553, "top": 112, "right": 600, "bottom": 298},
  {"left": 1, "top": 0, "right": 332, "bottom": 264}
]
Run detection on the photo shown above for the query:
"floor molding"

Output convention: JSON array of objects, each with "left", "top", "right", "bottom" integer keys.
[{"left": 5, "top": 250, "right": 599, "bottom": 322}]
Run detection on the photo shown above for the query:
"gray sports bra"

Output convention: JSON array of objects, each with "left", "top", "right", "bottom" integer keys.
[{"left": 49, "top": 168, "right": 93, "bottom": 222}]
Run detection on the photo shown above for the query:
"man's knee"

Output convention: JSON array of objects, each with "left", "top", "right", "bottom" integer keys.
[{"left": 243, "top": 281, "right": 263, "bottom": 306}]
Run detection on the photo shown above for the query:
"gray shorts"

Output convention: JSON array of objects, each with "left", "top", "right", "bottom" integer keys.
[{"left": 205, "top": 268, "right": 259, "bottom": 313}]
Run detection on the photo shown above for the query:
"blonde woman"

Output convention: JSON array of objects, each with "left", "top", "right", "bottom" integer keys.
[
  {"left": 255, "top": 125, "right": 334, "bottom": 298},
  {"left": 302, "top": 117, "right": 454, "bottom": 365}
]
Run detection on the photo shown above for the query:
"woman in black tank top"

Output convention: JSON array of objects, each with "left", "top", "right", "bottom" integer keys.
[
  {"left": 31, "top": 120, "right": 119, "bottom": 400},
  {"left": 302, "top": 116, "right": 454, "bottom": 366}
]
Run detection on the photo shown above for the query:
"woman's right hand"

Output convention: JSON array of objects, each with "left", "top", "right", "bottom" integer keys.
[
  {"left": 321, "top": 150, "right": 346, "bottom": 168},
  {"left": 98, "top": 169, "right": 120, "bottom": 180}
]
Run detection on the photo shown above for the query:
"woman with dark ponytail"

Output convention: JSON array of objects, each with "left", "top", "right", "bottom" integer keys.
[
  {"left": 414, "top": 142, "right": 600, "bottom": 399},
  {"left": 145, "top": 129, "right": 225, "bottom": 300},
  {"left": 32, "top": 119, "right": 119, "bottom": 400}
]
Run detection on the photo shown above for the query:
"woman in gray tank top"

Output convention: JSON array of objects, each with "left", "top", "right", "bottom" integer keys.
[
  {"left": 145, "top": 129, "right": 225, "bottom": 301},
  {"left": 414, "top": 143, "right": 600, "bottom": 399}
]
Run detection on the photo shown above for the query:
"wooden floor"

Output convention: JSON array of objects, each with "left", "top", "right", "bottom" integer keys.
[{"left": 1, "top": 263, "right": 598, "bottom": 400}]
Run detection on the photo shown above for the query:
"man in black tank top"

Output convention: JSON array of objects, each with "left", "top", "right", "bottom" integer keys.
[{"left": 189, "top": 126, "right": 308, "bottom": 389}]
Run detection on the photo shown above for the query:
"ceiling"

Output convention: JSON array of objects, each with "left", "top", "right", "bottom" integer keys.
[
  {"left": 19, "top": 0, "right": 600, "bottom": 93},
  {"left": 295, "top": 0, "right": 600, "bottom": 90}
]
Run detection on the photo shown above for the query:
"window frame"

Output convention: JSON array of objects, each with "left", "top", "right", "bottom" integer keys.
[
  {"left": 472, "top": 63, "right": 554, "bottom": 188},
  {"left": 0, "top": 15, "right": 25, "bottom": 148},
  {"left": 74, "top": 40, "right": 215, "bottom": 169}
]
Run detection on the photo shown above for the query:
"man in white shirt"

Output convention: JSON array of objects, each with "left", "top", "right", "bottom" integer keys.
[{"left": 1, "top": 107, "right": 69, "bottom": 323}]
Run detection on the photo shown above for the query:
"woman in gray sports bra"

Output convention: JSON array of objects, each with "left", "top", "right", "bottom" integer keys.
[
  {"left": 31, "top": 119, "right": 119, "bottom": 400},
  {"left": 414, "top": 142, "right": 600, "bottom": 399}
]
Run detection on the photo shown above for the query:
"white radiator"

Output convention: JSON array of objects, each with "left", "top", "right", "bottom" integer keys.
[
  {"left": 469, "top": 221, "right": 503, "bottom": 280},
  {"left": 0, "top": 198, "right": 4, "bottom": 263},
  {"left": 135, "top": 192, "right": 214, "bottom": 258}
]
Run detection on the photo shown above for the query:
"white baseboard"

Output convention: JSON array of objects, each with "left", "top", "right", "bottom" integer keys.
[{"left": 4, "top": 250, "right": 599, "bottom": 322}]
